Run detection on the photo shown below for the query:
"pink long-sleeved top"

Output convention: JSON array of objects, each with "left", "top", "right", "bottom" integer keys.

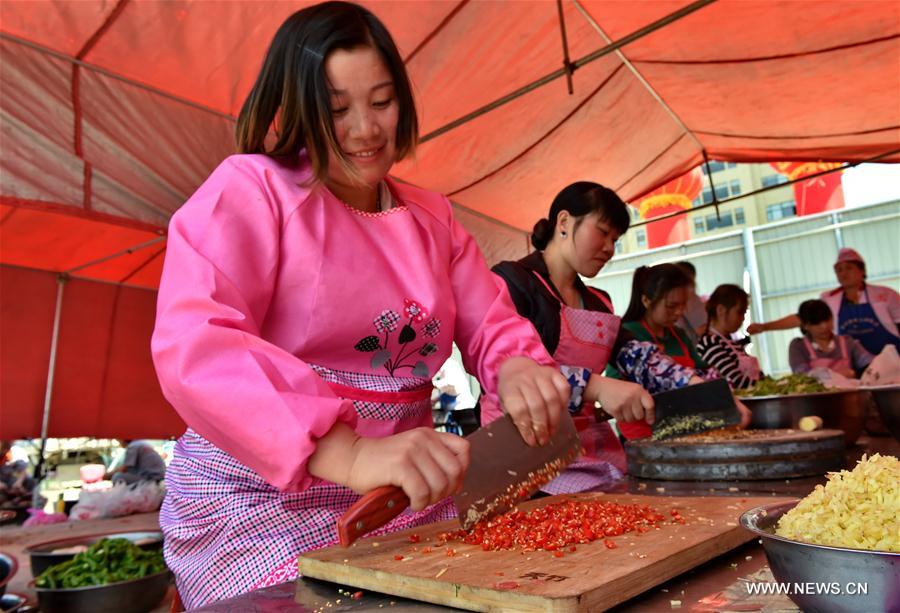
[{"left": 151, "top": 153, "right": 555, "bottom": 493}]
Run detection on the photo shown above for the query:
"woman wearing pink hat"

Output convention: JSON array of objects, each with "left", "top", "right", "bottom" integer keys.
[{"left": 748, "top": 248, "right": 900, "bottom": 355}]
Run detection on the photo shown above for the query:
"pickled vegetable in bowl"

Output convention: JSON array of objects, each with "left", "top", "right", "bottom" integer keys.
[{"left": 736, "top": 373, "right": 831, "bottom": 397}]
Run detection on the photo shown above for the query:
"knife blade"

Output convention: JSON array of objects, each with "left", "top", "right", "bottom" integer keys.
[
  {"left": 453, "top": 412, "right": 581, "bottom": 530},
  {"left": 651, "top": 378, "right": 741, "bottom": 440},
  {"left": 336, "top": 412, "right": 582, "bottom": 545}
]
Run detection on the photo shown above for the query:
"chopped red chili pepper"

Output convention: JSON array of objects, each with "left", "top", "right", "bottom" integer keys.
[
  {"left": 408, "top": 534, "right": 421, "bottom": 543},
  {"left": 553, "top": 550, "right": 564, "bottom": 558},
  {"left": 393, "top": 555, "right": 404, "bottom": 561},
  {"left": 604, "top": 539, "right": 617, "bottom": 549},
  {"left": 443, "top": 499, "right": 667, "bottom": 552},
  {"left": 351, "top": 591, "right": 363, "bottom": 600}
]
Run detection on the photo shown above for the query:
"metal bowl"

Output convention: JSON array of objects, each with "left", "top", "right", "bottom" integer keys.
[
  {"left": 741, "top": 501, "right": 899, "bottom": 613},
  {"left": 0, "top": 553, "right": 17, "bottom": 598},
  {"left": 34, "top": 568, "right": 171, "bottom": 613},
  {"left": 742, "top": 389, "right": 868, "bottom": 445},
  {"left": 25, "top": 531, "right": 162, "bottom": 578},
  {"left": 865, "top": 385, "right": 900, "bottom": 442},
  {"left": 0, "top": 592, "right": 27, "bottom": 613}
]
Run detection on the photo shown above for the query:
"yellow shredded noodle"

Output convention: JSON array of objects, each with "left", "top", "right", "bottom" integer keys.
[{"left": 775, "top": 454, "right": 899, "bottom": 552}]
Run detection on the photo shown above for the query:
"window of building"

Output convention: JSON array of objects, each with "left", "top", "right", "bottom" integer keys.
[
  {"left": 714, "top": 184, "right": 729, "bottom": 200},
  {"left": 694, "top": 218, "right": 705, "bottom": 234},
  {"left": 704, "top": 161, "right": 726, "bottom": 174},
  {"left": 701, "top": 188, "right": 713, "bottom": 204},
  {"left": 729, "top": 179, "right": 742, "bottom": 196},
  {"left": 705, "top": 212, "right": 734, "bottom": 230},
  {"left": 735, "top": 208, "right": 745, "bottom": 225},
  {"left": 762, "top": 174, "right": 788, "bottom": 188},
  {"left": 766, "top": 201, "right": 797, "bottom": 221},
  {"left": 727, "top": 162, "right": 737, "bottom": 168},
  {"left": 636, "top": 229, "right": 647, "bottom": 248}
]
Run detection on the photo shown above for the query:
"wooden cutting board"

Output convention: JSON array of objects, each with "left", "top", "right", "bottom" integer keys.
[{"left": 299, "top": 493, "right": 792, "bottom": 612}]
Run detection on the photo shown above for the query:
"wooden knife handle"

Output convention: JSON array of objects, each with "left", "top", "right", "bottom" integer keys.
[{"left": 337, "top": 485, "right": 410, "bottom": 547}]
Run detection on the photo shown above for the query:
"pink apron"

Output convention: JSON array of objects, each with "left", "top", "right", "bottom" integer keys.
[
  {"left": 161, "top": 184, "right": 464, "bottom": 608},
  {"left": 529, "top": 273, "right": 627, "bottom": 494},
  {"left": 804, "top": 336, "right": 851, "bottom": 372}
]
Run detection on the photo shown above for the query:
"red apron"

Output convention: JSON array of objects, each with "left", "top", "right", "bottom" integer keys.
[{"left": 618, "top": 323, "right": 696, "bottom": 439}]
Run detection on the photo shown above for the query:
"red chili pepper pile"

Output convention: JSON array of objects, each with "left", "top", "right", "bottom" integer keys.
[{"left": 438, "top": 499, "right": 670, "bottom": 553}]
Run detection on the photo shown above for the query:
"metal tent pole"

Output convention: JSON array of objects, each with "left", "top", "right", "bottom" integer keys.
[
  {"left": 742, "top": 228, "right": 771, "bottom": 374},
  {"left": 32, "top": 274, "right": 67, "bottom": 491}
]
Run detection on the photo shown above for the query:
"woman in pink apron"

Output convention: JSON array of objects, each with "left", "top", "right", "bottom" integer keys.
[
  {"left": 788, "top": 299, "right": 874, "bottom": 376},
  {"left": 152, "top": 4, "right": 569, "bottom": 608},
  {"left": 697, "top": 284, "right": 763, "bottom": 390},
  {"left": 491, "top": 183, "right": 710, "bottom": 492}
]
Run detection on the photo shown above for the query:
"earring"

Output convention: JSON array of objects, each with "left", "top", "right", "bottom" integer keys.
[{"left": 560, "top": 231, "right": 567, "bottom": 237}]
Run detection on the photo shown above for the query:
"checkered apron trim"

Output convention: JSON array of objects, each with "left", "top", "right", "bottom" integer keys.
[{"left": 161, "top": 365, "right": 455, "bottom": 609}]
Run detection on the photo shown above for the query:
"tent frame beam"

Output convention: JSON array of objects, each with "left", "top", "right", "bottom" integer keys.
[
  {"left": 630, "top": 146, "right": 900, "bottom": 228},
  {"left": 420, "top": 0, "right": 716, "bottom": 144}
]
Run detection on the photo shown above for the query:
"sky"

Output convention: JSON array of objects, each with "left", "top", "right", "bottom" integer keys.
[{"left": 841, "top": 163, "right": 900, "bottom": 208}]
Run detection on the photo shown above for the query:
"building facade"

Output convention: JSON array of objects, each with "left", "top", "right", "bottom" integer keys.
[{"left": 617, "top": 162, "right": 797, "bottom": 254}]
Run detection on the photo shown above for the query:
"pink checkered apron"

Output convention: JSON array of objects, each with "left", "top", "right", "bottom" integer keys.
[
  {"left": 161, "top": 365, "right": 456, "bottom": 609},
  {"left": 530, "top": 273, "right": 627, "bottom": 495}
]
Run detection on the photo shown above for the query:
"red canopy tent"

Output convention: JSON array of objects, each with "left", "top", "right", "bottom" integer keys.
[{"left": 1, "top": 0, "right": 899, "bottom": 441}]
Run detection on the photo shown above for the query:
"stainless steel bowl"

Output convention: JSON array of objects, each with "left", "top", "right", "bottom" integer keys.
[
  {"left": 25, "top": 530, "right": 162, "bottom": 578},
  {"left": 866, "top": 385, "right": 900, "bottom": 442},
  {"left": 0, "top": 552, "right": 17, "bottom": 598},
  {"left": 34, "top": 568, "right": 171, "bottom": 613},
  {"left": 741, "top": 501, "right": 899, "bottom": 613},
  {"left": 742, "top": 389, "right": 868, "bottom": 445}
]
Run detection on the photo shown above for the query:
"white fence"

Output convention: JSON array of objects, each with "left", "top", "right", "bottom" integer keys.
[{"left": 587, "top": 200, "right": 900, "bottom": 374}]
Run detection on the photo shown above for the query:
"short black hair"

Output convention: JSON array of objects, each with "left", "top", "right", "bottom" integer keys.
[
  {"left": 798, "top": 299, "right": 833, "bottom": 326},
  {"left": 676, "top": 260, "right": 696, "bottom": 279}
]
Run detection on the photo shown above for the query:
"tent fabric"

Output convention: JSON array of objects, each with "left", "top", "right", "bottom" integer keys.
[
  {"left": 0, "top": 264, "right": 184, "bottom": 439},
  {"left": 2, "top": 0, "right": 898, "bottom": 250}
]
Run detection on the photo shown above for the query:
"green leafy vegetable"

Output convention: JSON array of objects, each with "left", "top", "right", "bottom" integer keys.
[
  {"left": 735, "top": 374, "right": 830, "bottom": 397},
  {"left": 35, "top": 538, "right": 166, "bottom": 589}
]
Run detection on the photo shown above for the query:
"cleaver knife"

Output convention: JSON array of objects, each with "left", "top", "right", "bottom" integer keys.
[
  {"left": 651, "top": 378, "right": 742, "bottom": 440},
  {"left": 337, "top": 412, "right": 582, "bottom": 545}
]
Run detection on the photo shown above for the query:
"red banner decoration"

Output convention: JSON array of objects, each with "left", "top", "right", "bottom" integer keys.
[
  {"left": 634, "top": 168, "right": 703, "bottom": 249},
  {"left": 769, "top": 162, "right": 845, "bottom": 216}
]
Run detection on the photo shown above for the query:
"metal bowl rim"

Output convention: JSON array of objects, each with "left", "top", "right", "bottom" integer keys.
[
  {"left": 33, "top": 568, "right": 171, "bottom": 593},
  {"left": 738, "top": 389, "right": 866, "bottom": 401},
  {"left": 741, "top": 501, "right": 900, "bottom": 557},
  {"left": 0, "top": 552, "right": 19, "bottom": 590},
  {"left": 0, "top": 592, "right": 27, "bottom": 613},
  {"left": 24, "top": 531, "right": 163, "bottom": 555}
]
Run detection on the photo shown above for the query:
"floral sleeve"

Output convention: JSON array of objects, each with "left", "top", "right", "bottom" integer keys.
[
  {"left": 559, "top": 365, "right": 591, "bottom": 414},
  {"left": 613, "top": 340, "right": 717, "bottom": 394}
]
